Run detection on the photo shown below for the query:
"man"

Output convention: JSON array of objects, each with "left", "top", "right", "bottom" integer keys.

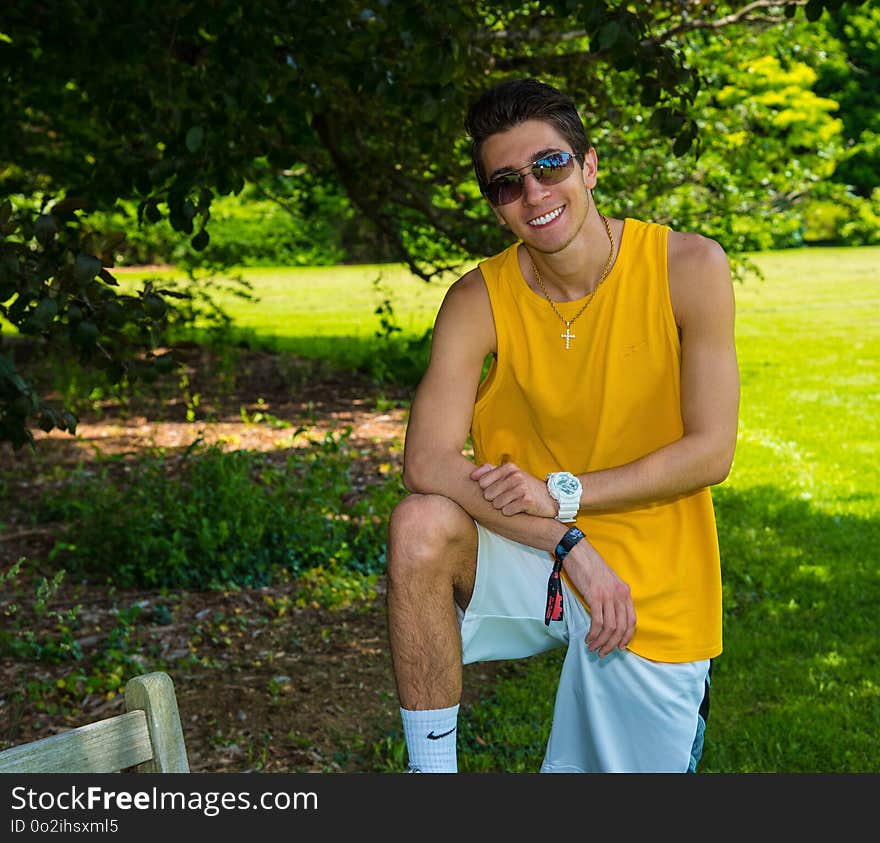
[{"left": 385, "top": 77, "right": 739, "bottom": 773}]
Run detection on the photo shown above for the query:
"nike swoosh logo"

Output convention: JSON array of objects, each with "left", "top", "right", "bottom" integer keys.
[{"left": 426, "top": 727, "right": 456, "bottom": 740}]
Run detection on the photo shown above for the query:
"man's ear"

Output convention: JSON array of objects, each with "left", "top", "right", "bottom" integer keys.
[
  {"left": 492, "top": 205, "right": 507, "bottom": 226},
  {"left": 581, "top": 147, "right": 599, "bottom": 190}
]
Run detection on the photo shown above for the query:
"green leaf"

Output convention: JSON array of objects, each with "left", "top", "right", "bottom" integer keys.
[
  {"left": 805, "top": 0, "right": 824, "bottom": 21},
  {"left": 9, "top": 393, "right": 34, "bottom": 418},
  {"left": 0, "top": 354, "right": 17, "bottom": 379},
  {"left": 38, "top": 409, "right": 56, "bottom": 433},
  {"left": 62, "top": 410, "right": 78, "bottom": 433},
  {"left": 29, "top": 297, "right": 58, "bottom": 331},
  {"left": 673, "top": 130, "right": 693, "bottom": 157},
  {"left": 598, "top": 20, "right": 620, "bottom": 50},
  {"left": 186, "top": 126, "right": 205, "bottom": 153},
  {"left": 142, "top": 292, "right": 167, "bottom": 319},
  {"left": 103, "top": 299, "right": 126, "bottom": 328},
  {"left": 0, "top": 356, "right": 29, "bottom": 394},
  {"left": 640, "top": 82, "right": 660, "bottom": 107},
  {"left": 74, "top": 320, "right": 99, "bottom": 345},
  {"left": 73, "top": 254, "right": 102, "bottom": 283},
  {"left": 144, "top": 202, "right": 162, "bottom": 224},
  {"left": 51, "top": 197, "right": 88, "bottom": 214},
  {"left": 34, "top": 215, "right": 58, "bottom": 243},
  {"left": 99, "top": 268, "right": 119, "bottom": 287},
  {"left": 191, "top": 229, "right": 210, "bottom": 251}
]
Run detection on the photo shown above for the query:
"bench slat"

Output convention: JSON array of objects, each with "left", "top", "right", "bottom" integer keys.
[{"left": 0, "top": 710, "right": 152, "bottom": 774}]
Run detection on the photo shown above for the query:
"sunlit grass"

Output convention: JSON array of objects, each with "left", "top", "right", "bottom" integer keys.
[{"left": 121, "top": 262, "right": 457, "bottom": 353}]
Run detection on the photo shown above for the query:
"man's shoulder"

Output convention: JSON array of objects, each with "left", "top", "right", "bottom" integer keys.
[
  {"left": 665, "top": 229, "right": 733, "bottom": 321},
  {"left": 444, "top": 265, "right": 488, "bottom": 303},
  {"left": 436, "top": 265, "right": 493, "bottom": 327},
  {"left": 430, "top": 264, "right": 497, "bottom": 358},
  {"left": 667, "top": 228, "right": 729, "bottom": 269}
]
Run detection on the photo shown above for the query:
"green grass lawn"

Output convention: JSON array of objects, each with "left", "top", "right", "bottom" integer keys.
[
  {"left": 120, "top": 262, "right": 457, "bottom": 369},
  {"left": 704, "top": 246, "right": 880, "bottom": 772}
]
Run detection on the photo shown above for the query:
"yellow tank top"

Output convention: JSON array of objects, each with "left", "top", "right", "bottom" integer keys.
[{"left": 471, "top": 218, "right": 722, "bottom": 662}]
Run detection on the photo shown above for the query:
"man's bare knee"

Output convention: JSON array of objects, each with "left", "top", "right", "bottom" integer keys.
[{"left": 388, "top": 494, "right": 476, "bottom": 577}]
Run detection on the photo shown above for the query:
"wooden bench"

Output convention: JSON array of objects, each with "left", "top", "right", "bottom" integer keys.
[{"left": 0, "top": 671, "right": 189, "bottom": 773}]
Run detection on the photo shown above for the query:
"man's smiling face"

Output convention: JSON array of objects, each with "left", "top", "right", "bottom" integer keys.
[{"left": 480, "top": 119, "right": 597, "bottom": 256}]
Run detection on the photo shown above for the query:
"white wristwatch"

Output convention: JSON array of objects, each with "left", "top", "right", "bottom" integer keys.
[{"left": 546, "top": 471, "right": 582, "bottom": 523}]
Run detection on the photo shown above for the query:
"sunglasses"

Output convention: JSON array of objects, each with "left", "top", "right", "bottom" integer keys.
[{"left": 484, "top": 150, "right": 583, "bottom": 206}]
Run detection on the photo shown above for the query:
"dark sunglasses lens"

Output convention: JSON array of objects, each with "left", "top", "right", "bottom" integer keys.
[
  {"left": 533, "top": 153, "right": 574, "bottom": 185},
  {"left": 487, "top": 176, "right": 523, "bottom": 206}
]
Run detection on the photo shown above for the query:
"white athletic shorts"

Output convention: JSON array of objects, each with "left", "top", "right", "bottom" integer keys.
[{"left": 458, "top": 523, "right": 711, "bottom": 773}]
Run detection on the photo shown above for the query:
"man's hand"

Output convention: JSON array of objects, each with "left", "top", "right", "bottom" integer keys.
[
  {"left": 470, "top": 462, "right": 635, "bottom": 655},
  {"left": 563, "top": 538, "right": 636, "bottom": 657},
  {"left": 470, "top": 462, "right": 557, "bottom": 518}
]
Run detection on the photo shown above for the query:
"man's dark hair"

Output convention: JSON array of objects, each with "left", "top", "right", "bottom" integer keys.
[{"left": 464, "top": 77, "right": 592, "bottom": 193}]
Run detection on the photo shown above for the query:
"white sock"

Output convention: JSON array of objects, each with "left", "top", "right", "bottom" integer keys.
[{"left": 400, "top": 704, "right": 460, "bottom": 773}]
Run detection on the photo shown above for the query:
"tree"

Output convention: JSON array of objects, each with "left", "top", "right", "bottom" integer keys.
[
  {"left": 814, "top": 3, "right": 880, "bottom": 198},
  {"left": 619, "top": 34, "right": 846, "bottom": 252},
  {"left": 807, "top": 3, "right": 880, "bottom": 244},
  {"left": 0, "top": 0, "right": 869, "bottom": 448}
]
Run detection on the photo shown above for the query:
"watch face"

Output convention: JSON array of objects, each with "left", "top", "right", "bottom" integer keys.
[{"left": 551, "top": 473, "right": 580, "bottom": 496}]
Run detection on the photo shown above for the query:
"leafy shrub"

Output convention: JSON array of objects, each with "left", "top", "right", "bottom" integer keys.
[
  {"left": 38, "top": 430, "right": 404, "bottom": 590},
  {"left": 0, "top": 560, "right": 82, "bottom": 664},
  {"left": 360, "top": 328, "right": 432, "bottom": 390},
  {"left": 85, "top": 175, "right": 362, "bottom": 270},
  {"left": 0, "top": 559, "right": 152, "bottom": 708}
]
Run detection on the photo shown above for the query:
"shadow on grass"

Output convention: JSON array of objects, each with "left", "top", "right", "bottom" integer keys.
[
  {"left": 185, "top": 328, "right": 433, "bottom": 392},
  {"left": 706, "top": 484, "right": 879, "bottom": 772},
  {"left": 714, "top": 483, "right": 878, "bottom": 646}
]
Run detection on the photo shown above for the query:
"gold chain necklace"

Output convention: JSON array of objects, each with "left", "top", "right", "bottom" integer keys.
[{"left": 530, "top": 213, "right": 614, "bottom": 350}]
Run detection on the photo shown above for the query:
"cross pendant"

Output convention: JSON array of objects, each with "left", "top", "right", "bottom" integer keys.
[{"left": 561, "top": 323, "right": 575, "bottom": 349}]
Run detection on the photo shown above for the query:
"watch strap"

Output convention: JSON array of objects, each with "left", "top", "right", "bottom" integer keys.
[
  {"left": 547, "top": 472, "right": 581, "bottom": 523},
  {"left": 555, "top": 498, "right": 579, "bottom": 523}
]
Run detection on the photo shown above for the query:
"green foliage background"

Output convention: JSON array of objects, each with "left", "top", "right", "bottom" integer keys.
[
  {"left": 66, "top": 4, "right": 880, "bottom": 270},
  {"left": 1, "top": 0, "right": 877, "bottom": 448}
]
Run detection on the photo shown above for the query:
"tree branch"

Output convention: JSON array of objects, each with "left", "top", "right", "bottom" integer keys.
[
  {"left": 653, "top": 0, "right": 807, "bottom": 42},
  {"left": 490, "top": 1, "right": 809, "bottom": 73}
]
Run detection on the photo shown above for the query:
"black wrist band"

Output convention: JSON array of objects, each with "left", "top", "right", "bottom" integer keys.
[
  {"left": 545, "top": 527, "right": 585, "bottom": 626},
  {"left": 554, "top": 526, "right": 585, "bottom": 563}
]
